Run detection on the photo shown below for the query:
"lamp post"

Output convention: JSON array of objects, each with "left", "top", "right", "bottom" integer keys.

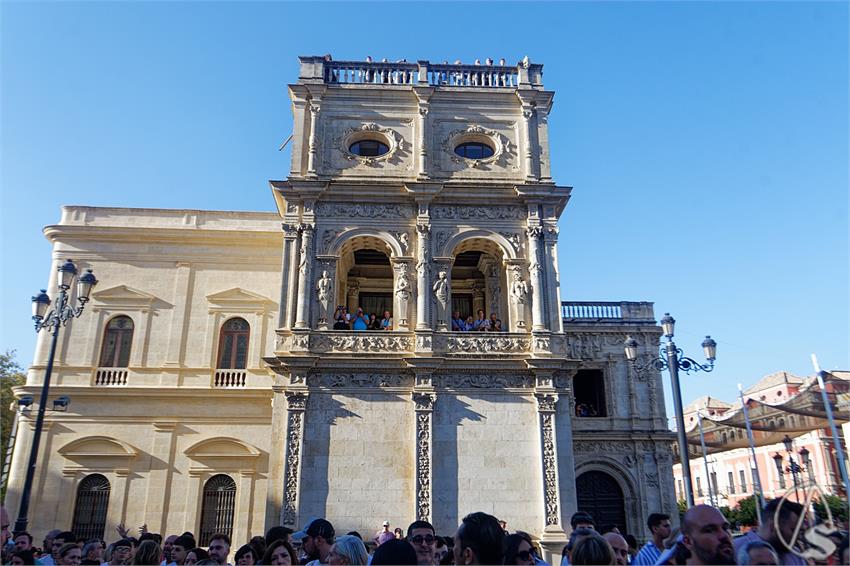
[
  {"left": 799, "top": 446, "right": 812, "bottom": 483},
  {"left": 14, "top": 259, "right": 96, "bottom": 533},
  {"left": 783, "top": 434, "right": 802, "bottom": 502},
  {"left": 624, "top": 313, "right": 717, "bottom": 507}
]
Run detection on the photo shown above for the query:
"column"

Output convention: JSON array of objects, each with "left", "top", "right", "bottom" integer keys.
[
  {"left": 417, "top": 105, "right": 429, "bottom": 178},
  {"left": 293, "top": 225, "right": 314, "bottom": 329},
  {"left": 165, "top": 262, "right": 193, "bottom": 366},
  {"left": 265, "top": 385, "right": 288, "bottom": 530},
  {"left": 521, "top": 106, "right": 537, "bottom": 181},
  {"left": 412, "top": 391, "right": 436, "bottom": 522},
  {"left": 281, "top": 391, "right": 309, "bottom": 526},
  {"left": 347, "top": 280, "right": 360, "bottom": 312},
  {"left": 543, "top": 227, "right": 562, "bottom": 333},
  {"left": 433, "top": 258, "right": 452, "bottom": 331},
  {"left": 526, "top": 226, "right": 546, "bottom": 331},
  {"left": 306, "top": 100, "right": 321, "bottom": 177},
  {"left": 278, "top": 223, "right": 300, "bottom": 329},
  {"left": 534, "top": 389, "right": 568, "bottom": 558},
  {"left": 393, "top": 260, "right": 412, "bottom": 330},
  {"left": 415, "top": 224, "right": 431, "bottom": 330}
]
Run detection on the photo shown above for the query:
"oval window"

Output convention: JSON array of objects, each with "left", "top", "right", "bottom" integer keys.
[
  {"left": 454, "top": 142, "right": 494, "bottom": 159},
  {"left": 349, "top": 139, "right": 389, "bottom": 157}
]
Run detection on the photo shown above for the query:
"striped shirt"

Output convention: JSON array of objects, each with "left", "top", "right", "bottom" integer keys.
[{"left": 631, "top": 541, "right": 662, "bottom": 565}]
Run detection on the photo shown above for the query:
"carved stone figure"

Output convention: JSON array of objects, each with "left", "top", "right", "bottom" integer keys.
[
  {"left": 316, "top": 270, "right": 332, "bottom": 327},
  {"left": 433, "top": 270, "right": 449, "bottom": 329},
  {"left": 395, "top": 265, "right": 411, "bottom": 325},
  {"left": 510, "top": 270, "right": 529, "bottom": 305}
]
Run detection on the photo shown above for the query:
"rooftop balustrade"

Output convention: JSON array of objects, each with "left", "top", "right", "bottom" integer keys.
[
  {"left": 561, "top": 301, "right": 656, "bottom": 324},
  {"left": 299, "top": 56, "right": 542, "bottom": 88}
]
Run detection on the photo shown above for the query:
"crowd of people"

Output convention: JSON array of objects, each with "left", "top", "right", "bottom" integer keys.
[
  {"left": 450, "top": 311, "right": 503, "bottom": 332},
  {"left": 1, "top": 500, "right": 848, "bottom": 566},
  {"left": 330, "top": 307, "right": 506, "bottom": 332}
]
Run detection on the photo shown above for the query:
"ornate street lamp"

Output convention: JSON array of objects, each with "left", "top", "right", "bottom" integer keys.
[
  {"left": 799, "top": 446, "right": 811, "bottom": 482},
  {"left": 15, "top": 260, "right": 97, "bottom": 533},
  {"left": 624, "top": 313, "right": 717, "bottom": 507},
  {"left": 773, "top": 452, "right": 787, "bottom": 489}
]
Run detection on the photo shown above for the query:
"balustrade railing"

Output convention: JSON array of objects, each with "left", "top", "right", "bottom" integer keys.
[
  {"left": 93, "top": 368, "right": 128, "bottom": 386},
  {"left": 561, "top": 301, "right": 655, "bottom": 323},
  {"left": 323, "top": 61, "right": 520, "bottom": 88},
  {"left": 213, "top": 369, "right": 247, "bottom": 388}
]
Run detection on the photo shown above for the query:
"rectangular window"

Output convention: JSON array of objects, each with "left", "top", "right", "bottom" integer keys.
[
  {"left": 696, "top": 477, "right": 703, "bottom": 497},
  {"left": 740, "top": 469, "right": 747, "bottom": 492},
  {"left": 728, "top": 471, "right": 736, "bottom": 494},
  {"left": 711, "top": 472, "right": 718, "bottom": 494}
]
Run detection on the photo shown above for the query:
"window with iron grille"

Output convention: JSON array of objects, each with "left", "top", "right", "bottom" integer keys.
[
  {"left": 217, "top": 318, "right": 250, "bottom": 369},
  {"left": 99, "top": 316, "right": 134, "bottom": 367},
  {"left": 72, "top": 474, "right": 111, "bottom": 541},
  {"left": 199, "top": 474, "right": 236, "bottom": 546}
]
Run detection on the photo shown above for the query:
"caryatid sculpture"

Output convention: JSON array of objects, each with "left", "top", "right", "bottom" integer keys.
[
  {"left": 432, "top": 270, "right": 449, "bottom": 330},
  {"left": 395, "top": 264, "right": 411, "bottom": 328},
  {"left": 510, "top": 268, "right": 529, "bottom": 329},
  {"left": 316, "top": 270, "right": 332, "bottom": 329}
]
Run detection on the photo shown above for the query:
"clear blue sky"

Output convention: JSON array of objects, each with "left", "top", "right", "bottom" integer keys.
[{"left": 2, "top": 1, "right": 847, "bottom": 414}]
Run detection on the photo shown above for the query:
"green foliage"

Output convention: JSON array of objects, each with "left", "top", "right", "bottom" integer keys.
[
  {"left": 719, "top": 505, "right": 736, "bottom": 525},
  {"left": 1, "top": 350, "right": 26, "bottom": 500},
  {"left": 734, "top": 495, "right": 762, "bottom": 526},
  {"left": 813, "top": 494, "right": 848, "bottom": 523},
  {"left": 677, "top": 498, "right": 688, "bottom": 517}
]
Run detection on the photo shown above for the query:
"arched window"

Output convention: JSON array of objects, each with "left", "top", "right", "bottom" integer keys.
[
  {"left": 217, "top": 318, "right": 250, "bottom": 369},
  {"left": 199, "top": 474, "right": 236, "bottom": 546},
  {"left": 99, "top": 316, "right": 134, "bottom": 367},
  {"left": 72, "top": 474, "right": 110, "bottom": 540}
]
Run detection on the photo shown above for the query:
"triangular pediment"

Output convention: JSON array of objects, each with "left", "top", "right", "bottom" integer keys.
[
  {"left": 207, "top": 287, "right": 274, "bottom": 308},
  {"left": 91, "top": 285, "right": 157, "bottom": 308}
]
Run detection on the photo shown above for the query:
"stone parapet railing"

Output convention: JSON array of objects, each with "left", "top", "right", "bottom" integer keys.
[
  {"left": 301, "top": 56, "right": 542, "bottom": 88},
  {"left": 561, "top": 301, "right": 655, "bottom": 324},
  {"left": 212, "top": 369, "right": 248, "bottom": 388},
  {"left": 92, "top": 368, "right": 128, "bottom": 386}
]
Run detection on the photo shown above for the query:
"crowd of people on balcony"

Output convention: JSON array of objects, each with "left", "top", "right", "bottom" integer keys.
[
  {"left": 3, "top": 498, "right": 846, "bottom": 565},
  {"left": 328, "top": 307, "right": 505, "bottom": 332},
  {"left": 451, "top": 310, "right": 503, "bottom": 332}
]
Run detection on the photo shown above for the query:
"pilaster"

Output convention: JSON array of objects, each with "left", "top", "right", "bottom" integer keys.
[
  {"left": 533, "top": 385, "right": 568, "bottom": 557},
  {"left": 164, "top": 262, "right": 193, "bottom": 367},
  {"left": 412, "top": 390, "right": 436, "bottom": 522},
  {"left": 526, "top": 226, "right": 546, "bottom": 331},
  {"left": 415, "top": 224, "right": 432, "bottom": 330},
  {"left": 279, "top": 223, "right": 301, "bottom": 329},
  {"left": 265, "top": 384, "right": 288, "bottom": 529},
  {"left": 294, "top": 224, "right": 315, "bottom": 329},
  {"left": 281, "top": 390, "right": 309, "bottom": 526}
]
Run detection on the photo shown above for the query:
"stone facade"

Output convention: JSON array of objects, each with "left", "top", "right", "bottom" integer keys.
[{"left": 7, "top": 56, "right": 674, "bottom": 560}]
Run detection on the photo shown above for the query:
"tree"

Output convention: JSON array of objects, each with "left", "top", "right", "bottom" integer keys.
[
  {"left": 734, "top": 495, "right": 763, "bottom": 526},
  {"left": 1, "top": 350, "right": 26, "bottom": 500},
  {"left": 813, "top": 494, "right": 848, "bottom": 523},
  {"left": 677, "top": 498, "right": 688, "bottom": 517}
]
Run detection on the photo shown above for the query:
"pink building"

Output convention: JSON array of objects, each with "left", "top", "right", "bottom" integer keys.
[{"left": 672, "top": 370, "right": 849, "bottom": 509}]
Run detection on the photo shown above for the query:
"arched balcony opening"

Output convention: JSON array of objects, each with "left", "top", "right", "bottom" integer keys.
[
  {"left": 336, "top": 235, "right": 396, "bottom": 330},
  {"left": 446, "top": 237, "right": 509, "bottom": 331}
]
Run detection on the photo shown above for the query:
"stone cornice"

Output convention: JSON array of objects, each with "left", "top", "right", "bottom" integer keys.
[{"left": 44, "top": 225, "right": 282, "bottom": 247}]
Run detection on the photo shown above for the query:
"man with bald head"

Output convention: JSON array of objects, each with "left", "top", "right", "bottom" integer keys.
[
  {"left": 602, "top": 533, "right": 629, "bottom": 566},
  {"left": 681, "top": 505, "right": 734, "bottom": 565}
]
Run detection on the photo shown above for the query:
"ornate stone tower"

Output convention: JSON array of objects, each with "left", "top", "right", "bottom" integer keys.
[{"left": 266, "top": 56, "right": 675, "bottom": 557}]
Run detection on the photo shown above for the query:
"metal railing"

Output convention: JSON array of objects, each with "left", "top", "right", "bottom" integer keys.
[{"left": 561, "top": 301, "right": 655, "bottom": 323}]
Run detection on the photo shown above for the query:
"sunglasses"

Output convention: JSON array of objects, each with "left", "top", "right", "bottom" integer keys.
[
  {"left": 517, "top": 550, "right": 533, "bottom": 561},
  {"left": 410, "top": 535, "right": 435, "bottom": 545}
]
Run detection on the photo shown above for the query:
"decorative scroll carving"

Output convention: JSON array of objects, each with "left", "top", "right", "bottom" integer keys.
[
  {"left": 283, "top": 223, "right": 300, "bottom": 238},
  {"left": 321, "top": 229, "right": 340, "bottom": 253},
  {"left": 646, "top": 472, "right": 659, "bottom": 488},
  {"left": 306, "top": 373, "right": 412, "bottom": 388},
  {"left": 315, "top": 202, "right": 414, "bottom": 219},
  {"left": 413, "top": 392, "right": 436, "bottom": 411},
  {"left": 310, "top": 334, "right": 413, "bottom": 353},
  {"left": 430, "top": 205, "right": 526, "bottom": 220},
  {"left": 432, "top": 373, "right": 533, "bottom": 389},
  {"left": 442, "top": 124, "right": 514, "bottom": 168},
  {"left": 435, "top": 231, "right": 450, "bottom": 255},
  {"left": 445, "top": 335, "right": 530, "bottom": 353},
  {"left": 336, "top": 123, "right": 404, "bottom": 166},
  {"left": 500, "top": 232, "right": 522, "bottom": 252},
  {"left": 285, "top": 202, "right": 298, "bottom": 214},
  {"left": 415, "top": 335, "right": 432, "bottom": 350},
  {"left": 540, "top": 412, "right": 559, "bottom": 525},
  {"left": 536, "top": 393, "right": 557, "bottom": 413},
  {"left": 285, "top": 391, "right": 309, "bottom": 410}
]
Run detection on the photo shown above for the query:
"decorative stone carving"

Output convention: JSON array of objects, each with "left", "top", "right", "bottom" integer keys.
[
  {"left": 290, "top": 334, "right": 310, "bottom": 351},
  {"left": 394, "top": 263, "right": 411, "bottom": 326},
  {"left": 573, "top": 440, "right": 634, "bottom": 454},
  {"left": 445, "top": 335, "right": 530, "bottom": 354},
  {"left": 500, "top": 232, "right": 522, "bottom": 252},
  {"left": 306, "top": 373, "right": 412, "bottom": 388},
  {"left": 432, "top": 373, "right": 533, "bottom": 389},
  {"left": 310, "top": 334, "right": 413, "bottom": 353},
  {"left": 540, "top": 413, "right": 559, "bottom": 525},
  {"left": 397, "top": 231, "right": 411, "bottom": 254},
  {"left": 282, "top": 391, "right": 308, "bottom": 526},
  {"left": 646, "top": 472, "right": 659, "bottom": 488},
  {"left": 431, "top": 205, "right": 526, "bottom": 220},
  {"left": 534, "top": 336, "right": 551, "bottom": 352},
  {"left": 414, "top": 406, "right": 433, "bottom": 522},
  {"left": 536, "top": 393, "right": 557, "bottom": 413},
  {"left": 566, "top": 333, "right": 604, "bottom": 360},
  {"left": 413, "top": 392, "right": 436, "bottom": 411},
  {"left": 442, "top": 124, "right": 514, "bottom": 168},
  {"left": 315, "top": 202, "right": 414, "bottom": 219},
  {"left": 283, "top": 223, "right": 300, "bottom": 238},
  {"left": 435, "top": 231, "right": 450, "bottom": 256},
  {"left": 415, "top": 335, "right": 432, "bottom": 350},
  {"left": 336, "top": 123, "right": 404, "bottom": 166},
  {"left": 298, "top": 225, "right": 313, "bottom": 275},
  {"left": 321, "top": 229, "right": 340, "bottom": 253},
  {"left": 432, "top": 271, "right": 449, "bottom": 326}
]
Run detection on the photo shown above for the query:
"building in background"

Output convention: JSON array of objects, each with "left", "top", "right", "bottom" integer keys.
[
  {"left": 672, "top": 370, "right": 849, "bottom": 508},
  {"left": 4, "top": 56, "right": 676, "bottom": 560}
]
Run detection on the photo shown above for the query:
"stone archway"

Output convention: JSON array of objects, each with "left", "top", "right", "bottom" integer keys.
[{"left": 576, "top": 470, "right": 627, "bottom": 532}]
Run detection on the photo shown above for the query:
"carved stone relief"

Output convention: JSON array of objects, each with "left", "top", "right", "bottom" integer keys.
[
  {"left": 310, "top": 334, "right": 413, "bottom": 353},
  {"left": 335, "top": 123, "right": 405, "bottom": 166},
  {"left": 539, "top": 411, "right": 560, "bottom": 526},
  {"left": 432, "top": 373, "right": 533, "bottom": 389},
  {"left": 306, "top": 373, "right": 413, "bottom": 388},
  {"left": 441, "top": 124, "right": 515, "bottom": 169},
  {"left": 430, "top": 205, "right": 526, "bottom": 220},
  {"left": 444, "top": 335, "right": 530, "bottom": 354},
  {"left": 315, "top": 203, "right": 414, "bottom": 219}
]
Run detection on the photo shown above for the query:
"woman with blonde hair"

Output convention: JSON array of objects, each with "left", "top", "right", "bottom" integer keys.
[
  {"left": 132, "top": 540, "right": 162, "bottom": 566},
  {"left": 571, "top": 533, "right": 615, "bottom": 565}
]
